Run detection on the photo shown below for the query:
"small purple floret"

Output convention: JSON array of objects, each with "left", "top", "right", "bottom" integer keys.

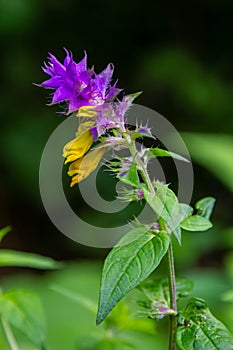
[
  {"left": 137, "top": 189, "right": 144, "bottom": 200},
  {"left": 149, "top": 222, "right": 160, "bottom": 232}
]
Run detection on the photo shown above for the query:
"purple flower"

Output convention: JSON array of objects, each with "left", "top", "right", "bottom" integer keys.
[{"left": 37, "top": 49, "right": 121, "bottom": 114}]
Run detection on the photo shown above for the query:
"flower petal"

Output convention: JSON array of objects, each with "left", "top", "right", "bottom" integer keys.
[
  {"left": 106, "top": 80, "right": 122, "bottom": 99},
  {"left": 93, "top": 63, "right": 114, "bottom": 98},
  {"left": 63, "top": 129, "right": 93, "bottom": 163},
  {"left": 68, "top": 147, "right": 107, "bottom": 186},
  {"left": 51, "top": 86, "right": 73, "bottom": 104},
  {"left": 40, "top": 76, "right": 61, "bottom": 89},
  {"left": 46, "top": 53, "right": 65, "bottom": 75},
  {"left": 76, "top": 106, "right": 97, "bottom": 118},
  {"left": 75, "top": 51, "right": 88, "bottom": 73}
]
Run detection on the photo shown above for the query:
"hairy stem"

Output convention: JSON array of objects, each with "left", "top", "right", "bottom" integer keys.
[
  {"left": 1, "top": 317, "right": 20, "bottom": 350},
  {"left": 127, "top": 139, "right": 155, "bottom": 194},
  {"left": 168, "top": 241, "right": 177, "bottom": 350},
  {"left": 126, "top": 137, "right": 177, "bottom": 349}
]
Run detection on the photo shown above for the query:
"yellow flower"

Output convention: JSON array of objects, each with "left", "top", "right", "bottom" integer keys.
[
  {"left": 63, "top": 106, "right": 105, "bottom": 185},
  {"left": 76, "top": 105, "right": 97, "bottom": 118},
  {"left": 63, "top": 129, "right": 93, "bottom": 164},
  {"left": 68, "top": 147, "right": 107, "bottom": 186}
]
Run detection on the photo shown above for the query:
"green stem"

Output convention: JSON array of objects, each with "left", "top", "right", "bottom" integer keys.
[
  {"left": 127, "top": 139, "right": 155, "bottom": 194},
  {"left": 126, "top": 137, "right": 177, "bottom": 350},
  {"left": 168, "top": 241, "right": 177, "bottom": 350},
  {"left": 1, "top": 317, "right": 20, "bottom": 350}
]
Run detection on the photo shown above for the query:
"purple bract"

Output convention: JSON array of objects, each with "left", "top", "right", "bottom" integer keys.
[{"left": 89, "top": 94, "right": 138, "bottom": 141}]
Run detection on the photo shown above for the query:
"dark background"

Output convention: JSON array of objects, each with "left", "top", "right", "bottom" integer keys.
[{"left": 1, "top": 0, "right": 232, "bottom": 260}]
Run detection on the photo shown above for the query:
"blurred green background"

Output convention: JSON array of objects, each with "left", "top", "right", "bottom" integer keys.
[{"left": 0, "top": 0, "right": 233, "bottom": 349}]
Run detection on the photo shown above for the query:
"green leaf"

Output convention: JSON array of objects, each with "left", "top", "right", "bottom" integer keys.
[
  {"left": 147, "top": 148, "right": 189, "bottom": 163},
  {"left": 180, "top": 215, "right": 213, "bottom": 232},
  {"left": 96, "top": 228, "right": 170, "bottom": 325},
  {"left": 0, "top": 226, "right": 11, "bottom": 244},
  {"left": 195, "top": 197, "right": 216, "bottom": 219},
  {"left": 176, "top": 297, "right": 233, "bottom": 349},
  {"left": 124, "top": 91, "right": 142, "bottom": 103},
  {"left": 138, "top": 278, "right": 193, "bottom": 320},
  {"left": 139, "top": 279, "right": 169, "bottom": 301},
  {"left": 0, "top": 249, "right": 62, "bottom": 269},
  {"left": 0, "top": 289, "right": 46, "bottom": 347},
  {"left": 172, "top": 226, "right": 182, "bottom": 246},
  {"left": 179, "top": 204, "right": 194, "bottom": 220},
  {"left": 143, "top": 182, "right": 178, "bottom": 224},
  {"left": 143, "top": 182, "right": 181, "bottom": 244}
]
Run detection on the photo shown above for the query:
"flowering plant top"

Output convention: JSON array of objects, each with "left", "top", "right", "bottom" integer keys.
[
  {"left": 35, "top": 49, "right": 227, "bottom": 350},
  {"left": 37, "top": 49, "right": 145, "bottom": 186}
]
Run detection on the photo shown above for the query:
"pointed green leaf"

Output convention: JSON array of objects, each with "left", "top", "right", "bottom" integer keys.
[
  {"left": 0, "top": 226, "right": 11, "bottom": 244},
  {"left": 173, "top": 226, "right": 182, "bottom": 245},
  {"left": 195, "top": 197, "right": 216, "bottom": 219},
  {"left": 176, "top": 297, "right": 233, "bottom": 349},
  {"left": 0, "top": 250, "right": 62, "bottom": 269},
  {"left": 96, "top": 228, "right": 170, "bottom": 325},
  {"left": 147, "top": 148, "right": 189, "bottom": 163},
  {"left": 139, "top": 278, "right": 169, "bottom": 304},
  {"left": 143, "top": 182, "right": 181, "bottom": 244},
  {"left": 143, "top": 182, "right": 178, "bottom": 225},
  {"left": 0, "top": 290, "right": 46, "bottom": 347},
  {"left": 124, "top": 91, "right": 142, "bottom": 103},
  {"left": 180, "top": 215, "right": 213, "bottom": 232}
]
